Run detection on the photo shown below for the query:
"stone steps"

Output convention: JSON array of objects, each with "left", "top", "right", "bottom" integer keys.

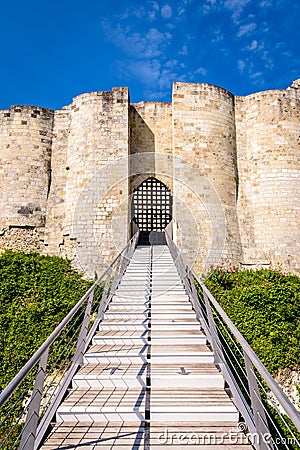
[
  {"left": 40, "top": 245, "right": 251, "bottom": 449},
  {"left": 41, "top": 422, "right": 251, "bottom": 450},
  {"left": 56, "top": 388, "right": 147, "bottom": 422},
  {"left": 73, "top": 363, "right": 148, "bottom": 389},
  {"left": 151, "top": 344, "right": 214, "bottom": 364},
  {"left": 84, "top": 344, "right": 149, "bottom": 364}
]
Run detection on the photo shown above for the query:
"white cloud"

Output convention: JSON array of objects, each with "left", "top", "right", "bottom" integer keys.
[
  {"left": 249, "top": 71, "right": 263, "bottom": 79},
  {"left": 194, "top": 67, "right": 207, "bottom": 76},
  {"left": 261, "top": 50, "right": 274, "bottom": 69},
  {"left": 224, "top": 0, "right": 251, "bottom": 23},
  {"left": 248, "top": 39, "right": 258, "bottom": 51},
  {"left": 212, "top": 28, "right": 224, "bottom": 43},
  {"left": 238, "top": 59, "right": 246, "bottom": 73},
  {"left": 161, "top": 4, "right": 173, "bottom": 18},
  {"left": 260, "top": 0, "right": 273, "bottom": 7},
  {"left": 224, "top": 0, "right": 250, "bottom": 10},
  {"left": 131, "top": 6, "right": 145, "bottom": 19},
  {"left": 148, "top": 10, "right": 156, "bottom": 20},
  {"left": 101, "top": 21, "right": 172, "bottom": 60},
  {"left": 237, "top": 22, "right": 257, "bottom": 37},
  {"left": 166, "top": 23, "right": 176, "bottom": 29},
  {"left": 179, "top": 45, "right": 188, "bottom": 55},
  {"left": 101, "top": 3, "right": 212, "bottom": 100},
  {"left": 128, "top": 59, "right": 161, "bottom": 84},
  {"left": 282, "top": 50, "right": 293, "bottom": 58},
  {"left": 159, "top": 69, "right": 178, "bottom": 89},
  {"left": 202, "top": 0, "right": 217, "bottom": 14},
  {"left": 165, "top": 59, "right": 178, "bottom": 68}
]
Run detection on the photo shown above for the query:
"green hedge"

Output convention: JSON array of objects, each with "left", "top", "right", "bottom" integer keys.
[
  {"left": 0, "top": 251, "right": 92, "bottom": 391},
  {"left": 205, "top": 267, "right": 300, "bottom": 374}
]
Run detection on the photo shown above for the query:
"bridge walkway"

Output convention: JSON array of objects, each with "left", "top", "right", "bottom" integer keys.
[{"left": 40, "top": 246, "right": 252, "bottom": 449}]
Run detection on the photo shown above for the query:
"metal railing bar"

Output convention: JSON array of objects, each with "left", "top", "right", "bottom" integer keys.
[
  {"left": 34, "top": 345, "right": 92, "bottom": 448},
  {"left": 194, "top": 274, "right": 300, "bottom": 431},
  {"left": 85, "top": 318, "right": 101, "bottom": 351},
  {"left": 260, "top": 401, "right": 296, "bottom": 450},
  {"left": 164, "top": 228, "right": 300, "bottom": 439},
  {"left": 216, "top": 318, "right": 245, "bottom": 359},
  {"left": 39, "top": 334, "right": 80, "bottom": 415},
  {"left": 47, "top": 309, "right": 85, "bottom": 353},
  {"left": 0, "top": 382, "right": 32, "bottom": 429},
  {"left": 251, "top": 384, "right": 300, "bottom": 448},
  {"left": 214, "top": 325, "right": 249, "bottom": 383},
  {"left": 217, "top": 341, "right": 251, "bottom": 403},
  {"left": 218, "top": 360, "right": 257, "bottom": 435},
  {"left": 220, "top": 347, "right": 249, "bottom": 394},
  {"left": 39, "top": 360, "right": 73, "bottom": 419},
  {"left": 19, "top": 348, "right": 49, "bottom": 450},
  {"left": 0, "top": 231, "right": 139, "bottom": 408},
  {"left": 44, "top": 324, "right": 82, "bottom": 377},
  {"left": 0, "top": 300, "right": 86, "bottom": 407},
  {"left": 253, "top": 376, "right": 300, "bottom": 448},
  {"left": 0, "top": 404, "right": 26, "bottom": 450},
  {"left": 244, "top": 353, "right": 273, "bottom": 450},
  {"left": 17, "top": 402, "right": 39, "bottom": 450},
  {"left": 35, "top": 232, "right": 139, "bottom": 448}
]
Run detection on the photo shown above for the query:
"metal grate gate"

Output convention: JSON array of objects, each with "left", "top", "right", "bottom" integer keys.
[{"left": 132, "top": 177, "right": 172, "bottom": 245}]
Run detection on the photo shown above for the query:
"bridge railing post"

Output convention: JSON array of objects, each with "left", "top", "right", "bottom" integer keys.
[
  {"left": 203, "top": 292, "right": 224, "bottom": 367},
  {"left": 109, "top": 257, "right": 122, "bottom": 298},
  {"left": 18, "top": 349, "right": 49, "bottom": 450},
  {"left": 0, "top": 231, "right": 140, "bottom": 450},
  {"left": 97, "top": 266, "right": 113, "bottom": 319},
  {"left": 244, "top": 352, "right": 273, "bottom": 450},
  {"left": 72, "top": 290, "right": 94, "bottom": 367}
]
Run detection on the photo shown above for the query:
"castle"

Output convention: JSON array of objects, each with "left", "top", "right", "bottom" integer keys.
[{"left": 0, "top": 80, "right": 299, "bottom": 277}]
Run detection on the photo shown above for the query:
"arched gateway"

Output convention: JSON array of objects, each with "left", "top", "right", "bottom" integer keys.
[{"left": 132, "top": 177, "right": 172, "bottom": 245}]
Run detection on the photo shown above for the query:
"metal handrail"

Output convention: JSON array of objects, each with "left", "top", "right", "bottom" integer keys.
[
  {"left": 0, "top": 231, "right": 139, "bottom": 450},
  {"left": 197, "top": 278, "right": 300, "bottom": 429},
  {"left": 165, "top": 226, "right": 300, "bottom": 449},
  {"left": 0, "top": 233, "right": 138, "bottom": 408}
]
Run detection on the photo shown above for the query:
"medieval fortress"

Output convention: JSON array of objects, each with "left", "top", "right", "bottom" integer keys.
[{"left": 0, "top": 80, "right": 299, "bottom": 277}]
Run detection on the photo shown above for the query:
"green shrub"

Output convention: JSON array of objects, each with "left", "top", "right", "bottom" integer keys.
[
  {"left": 0, "top": 251, "right": 92, "bottom": 391},
  {"left": 205, "top": 267, "right": 300, "bottom": 374}
]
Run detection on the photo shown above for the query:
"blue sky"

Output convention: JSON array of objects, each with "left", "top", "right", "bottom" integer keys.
[{"left": 0, "top": 0, "right": 298, "bottom": 110}]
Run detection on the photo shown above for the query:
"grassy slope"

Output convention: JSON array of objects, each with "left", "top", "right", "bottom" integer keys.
[
  {"left": 1, "top": 251, "right": 299, "bottom": 390},
  {"left": 204, "top": 267, "right": 300, "bottom": 375},
  {"left": 0, "top": 251, "right": 92, "bottom": 391}
]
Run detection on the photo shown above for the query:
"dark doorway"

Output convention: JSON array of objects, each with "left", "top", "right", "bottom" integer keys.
[{"left": 132, "top": 177, "right": 172, "bottom": 245}]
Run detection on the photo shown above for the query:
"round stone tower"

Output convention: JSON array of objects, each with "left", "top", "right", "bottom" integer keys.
[
  {"left": 0, "top": 105, "right": 53, "bottom": 247},
  {"left": 172, "top": 82, "right": 242, "bottom": 273},
  {"left": 235, "top": 81, "right": 300, "bottom": 272}
]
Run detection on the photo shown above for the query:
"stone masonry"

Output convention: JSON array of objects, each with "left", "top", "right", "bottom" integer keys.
[{"left": 0, "top": 80, "right": 299, "bottom": 277}]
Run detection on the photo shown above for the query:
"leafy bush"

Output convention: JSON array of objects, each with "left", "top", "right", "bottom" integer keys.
[
  {"left": 205, "top": 267, "right": 300, "bottom": 374},
  {"left": 0, "top": 251, "right": 92, "bottom": 391}
]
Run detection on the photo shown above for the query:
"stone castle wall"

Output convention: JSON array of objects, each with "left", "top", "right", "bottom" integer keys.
[
  {"left": 172, "top": 82, "right": 242, "bottom": 272},
  {"left": 235, "top": 86, "right": 300, "bottom": 272},
  {"left": 0, "top": 106, "right": 53, "bottom": 230},
  {"left": 0, "top": 81, "right": 299, "bottom": 276},
  {"left": 129, "top": 101, "right": 173, "bottom": 193},
  {"left": 45, "top": 88, "right": 130, "bottom": 275}
]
